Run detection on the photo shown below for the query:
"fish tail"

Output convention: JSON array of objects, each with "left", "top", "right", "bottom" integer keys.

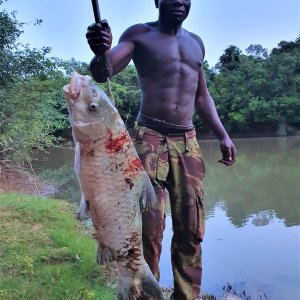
[
  {"left": 118, "top": 265, "right": 163, "bottom": 300},
  {"left": 96, "top": 243, "right": 115, "bottom": 264}
]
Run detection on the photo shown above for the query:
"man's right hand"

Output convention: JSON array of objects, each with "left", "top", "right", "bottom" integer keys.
[{"left": 86, "top": 20, "right": 112, "bottom": 57}]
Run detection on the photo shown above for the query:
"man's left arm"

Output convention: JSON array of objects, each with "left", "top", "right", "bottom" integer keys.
[{"left": 195, "top": 68, "right": 237, "bottom": 166}]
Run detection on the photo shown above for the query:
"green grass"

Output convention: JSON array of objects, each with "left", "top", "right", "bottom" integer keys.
[
  {"left": 0, "top": 193, "right": 219, "bottom": 300},
  {"left": 0, "top": 193, "right": 116, "bottom": 300}
]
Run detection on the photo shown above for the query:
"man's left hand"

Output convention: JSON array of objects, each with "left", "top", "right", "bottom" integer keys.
[{"left": 218, "top": 137, "right": 237, "bottom": 166}]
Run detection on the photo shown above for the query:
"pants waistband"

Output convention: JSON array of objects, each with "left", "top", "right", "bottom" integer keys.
[
  {"left": 134, "top": 124, "right": 196, "bottom": 139},
  {"left": 137, "top": 122, "right": 195, "bottom": 136},
  {"left": 133, "top": 125, "right": 197, "bottom": 153}
]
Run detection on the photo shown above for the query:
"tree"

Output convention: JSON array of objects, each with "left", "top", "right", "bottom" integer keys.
[
  {"left": 1, "top": 0, "right": 299, "bottom": 166},
  {"left": 246, "top": 44, "right": 268, "bottom": 59},
  {"left": 0, "top": 2, "right": 52, "bottom": 87},
  {"left": 206, "top": 38, "right": 300, "bottom": 136},
  {"left": 0, "top": 3, "right": 68, "bottom": 161},
  {"left": 271, "top": 37, "right": 300, "bottom": 55},
  {"left": 216, "top": 45, "right": 242, "bottom": 71},
  {"left": 103, "top": 65, "right": 141, "bottom": 129},
  {"left": 1, "top": 75, "right": 69, "bottom": 156}
]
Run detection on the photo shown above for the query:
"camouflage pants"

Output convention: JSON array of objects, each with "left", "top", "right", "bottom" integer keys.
[{"left": 131, "top": 125, "right": 205, "bottom": 300}]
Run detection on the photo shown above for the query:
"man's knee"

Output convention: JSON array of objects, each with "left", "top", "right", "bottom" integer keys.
[{"left": 142, "top": 207, "right": 166, "bottom": 239}]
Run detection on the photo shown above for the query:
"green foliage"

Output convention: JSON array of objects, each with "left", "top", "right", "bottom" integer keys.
[
  {"left": 0, "top": 2, "right": 299, "bottom": 162},
  {"left": 0, "top": 4, "right": 91, "bottom": 161},
  {"left": 246, "top": 44, "right": 268, "bottom": 58},
  {"left": 111, "top": 65, "right": 140, "bottom": 128},
  {"left": 0, "top": 7, "right": 21, "bottom": 49},
  {"left": 99, "top": 64, "right": 140, "bottom": 128},
  {"left": 59, "top": 57, "right": 91, "bottom": 77},
  {"left": 216, "top": 45, "right": 242, "bottom": 71},
  {"left": 1, "top": 75, "right": 69, "bottom": 158},
  {"left": 209, "top": 38, "right": 300, "bottom": 135}
]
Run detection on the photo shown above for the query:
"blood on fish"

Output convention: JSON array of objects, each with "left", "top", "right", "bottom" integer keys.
[
  {"left": 105, "top": 129, "right": 143, "bottom": 175},
  {"left": 125, "top": 158, "right": 143, "bottom": 174},
  {"left": 125, "top": 178, "right": 134, "bottom": 190},
  {"left": 105, "top": 130, "right": 128, "bottom": 153},
  {"left": 125, "top": 230, "right": 142, "bottom": 270}
]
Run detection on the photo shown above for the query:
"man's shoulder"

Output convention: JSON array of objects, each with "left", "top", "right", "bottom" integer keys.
[
  {"left": 119, "top": 22, "right": 156, "bottom": 42},
  {"left": 183, "top": 29, "right": 205, "bottom": 58}
]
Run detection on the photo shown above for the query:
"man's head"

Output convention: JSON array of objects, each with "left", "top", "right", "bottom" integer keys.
[{"left": 155, "top": 0, "right": 191, "bottom": 23}]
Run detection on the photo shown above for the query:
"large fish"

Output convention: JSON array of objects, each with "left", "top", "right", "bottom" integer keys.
[{"left": 63, "top": 73, "right": 163, "bottom": 300}]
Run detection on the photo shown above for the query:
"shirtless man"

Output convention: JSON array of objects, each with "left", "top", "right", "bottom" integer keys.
[{"left": 86, "top": 0, "right": 236, "bottom": 299}]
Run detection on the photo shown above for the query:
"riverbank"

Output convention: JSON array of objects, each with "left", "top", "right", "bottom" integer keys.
[
  {"left": 1, "top": 166, "right": 248, "bottom": 300},
  {"left": 0, "top": 193, "right": 220, "bottom": 300},
  {"left": 0, "top": 163, "right": 60, "bottom": 196}
]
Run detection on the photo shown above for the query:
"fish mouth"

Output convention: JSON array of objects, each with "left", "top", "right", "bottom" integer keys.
[
  {"left": 72, "top": 120, "right": 103, "bottom": 128},
  {"left": 72, "top": 120, "right": 106, "bottom": 142},
  {"left": 65, "top": 73, "right": 92, "bottom": 101}
]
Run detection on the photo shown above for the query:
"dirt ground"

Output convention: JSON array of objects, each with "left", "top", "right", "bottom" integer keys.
[{"left": 0, "top": 163, "right": 58, "bottom": 196}]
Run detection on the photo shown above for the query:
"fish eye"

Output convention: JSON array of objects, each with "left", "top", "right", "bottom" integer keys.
[{"left": 89, "top": 102, "right": 98, "bottom": 111}]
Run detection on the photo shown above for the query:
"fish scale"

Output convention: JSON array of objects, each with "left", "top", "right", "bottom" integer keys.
[
  {"left": 80, "top": 146, "right": 135, "bottom": 251},
  {"left": 64, "top": 73, "right": 164, "bottom": 300}
]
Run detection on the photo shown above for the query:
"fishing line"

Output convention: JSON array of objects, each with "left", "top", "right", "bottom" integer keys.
[
  {"left": 91, "top": 0, "right": 130, "bottom": 127},
  {"left": 106, "top": 77, "right": 115, "bottom": 105}
]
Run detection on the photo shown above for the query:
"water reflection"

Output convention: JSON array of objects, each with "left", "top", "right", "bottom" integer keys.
[
  {"left": 33, "top": 136, "right": 300, "bottom": 299},
  {"left": 34, "top": 137, "right": 300, "bottom": 228},
  {"left": 200, "top": 136, "right": 300, "bottom": 227},
  {"left": 32, "top": 148, "right": 81, "bottom": 203}
]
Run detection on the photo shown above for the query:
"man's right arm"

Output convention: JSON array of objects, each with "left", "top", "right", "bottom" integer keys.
[{"left": 86, "top": 22, "right": 136, "bottom": 83}]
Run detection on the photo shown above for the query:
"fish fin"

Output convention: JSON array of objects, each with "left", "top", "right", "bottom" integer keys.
[
  {"left": 63, "top": 84, "right": 71, "bottom": 98},
  {"left": 118, "top": 265, "right": 163, "bottom": 300},
  {"left": 63, "top": 85, "right": 74, "bottom": 105},
  {"left": 73, "top": 141, "right": 80, "bottom": 178},
  {"left": 96, "top": 243, "right": 115, "bottom": 264},
  {"left": 76, "top": 194, "right": 89, "bottom": 220},
  {"left": 140, "top": 175, "right": 157, "bottom": 212}
]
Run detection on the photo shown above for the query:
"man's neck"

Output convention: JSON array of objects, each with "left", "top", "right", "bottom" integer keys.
[{"left": 157, "top": 18, "right": 183, "bottom": 35}]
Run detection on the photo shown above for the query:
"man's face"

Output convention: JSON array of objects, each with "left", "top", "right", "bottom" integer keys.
[{"left": 157, "top": 0, "right": 191, "bottom": 23}]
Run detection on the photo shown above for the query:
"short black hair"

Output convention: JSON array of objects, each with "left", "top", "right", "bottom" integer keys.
[{"left": 154, "top": 0, "right": 158, "bottom": 8}]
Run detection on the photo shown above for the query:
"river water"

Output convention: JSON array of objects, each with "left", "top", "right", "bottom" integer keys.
[{"left": 33, "top": 136, "right": 300, "bottom": 299}]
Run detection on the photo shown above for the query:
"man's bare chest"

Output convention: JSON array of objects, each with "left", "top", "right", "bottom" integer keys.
[{"left": 133, "top": 33, "right": 203, "bottom": 73}]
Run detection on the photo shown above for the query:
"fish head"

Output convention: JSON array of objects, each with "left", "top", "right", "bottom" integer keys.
[{"left": 63, "top": 72, "right": 116, "bottom": 143}]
